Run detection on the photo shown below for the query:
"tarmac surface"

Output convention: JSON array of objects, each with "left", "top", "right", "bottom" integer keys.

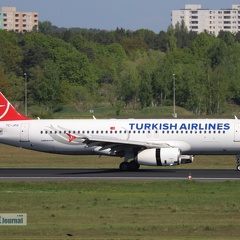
[{"left": 0, "top": 168, "right": 239, "bottom": 181}]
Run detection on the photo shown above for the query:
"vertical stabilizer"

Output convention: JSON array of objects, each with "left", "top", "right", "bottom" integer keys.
[{"left": 0, "top": 92, "right": 30, "bottom": 121}]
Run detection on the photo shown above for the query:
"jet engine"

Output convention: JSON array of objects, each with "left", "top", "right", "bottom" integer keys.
[{"left": 136, "top": 148, "right": 194, "bottom": 167}]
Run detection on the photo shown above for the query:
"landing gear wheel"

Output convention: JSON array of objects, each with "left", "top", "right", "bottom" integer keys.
[
  {"left": 119, "top": 162, "right": 130, "bottom": 171},
  {"left": 236, "top": 155, "right": 240, "bottom": 171},
  {"left": 129, "top": 160, "right": 140, "bottom": 171}
]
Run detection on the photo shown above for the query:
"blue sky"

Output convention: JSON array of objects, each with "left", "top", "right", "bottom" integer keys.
[{"left": 1, "top": 0, "right": 239, "bottom": 32}]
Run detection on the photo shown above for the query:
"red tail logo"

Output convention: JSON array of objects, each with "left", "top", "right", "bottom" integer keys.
[{"left": 0, "top": 92, "right": 30, "bottom": 121}]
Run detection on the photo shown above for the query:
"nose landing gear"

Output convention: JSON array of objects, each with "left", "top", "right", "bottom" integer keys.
[{"left": 236, "top": 155, "right": 240, "bottom": 171}]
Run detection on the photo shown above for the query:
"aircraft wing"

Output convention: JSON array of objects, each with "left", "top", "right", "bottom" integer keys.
[
  {"left": 81, "top": 135, "right": 172, "bottom": 156},
  {"left": 79, "top": 134, "right": 191, "bottom": 156}
]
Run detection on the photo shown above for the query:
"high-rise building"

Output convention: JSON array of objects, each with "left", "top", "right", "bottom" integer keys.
[
  {"left": 1, "top": 7, "right": 38, "bottom": 32},
  {"left": 0, "top": 10, "right": 3, "bottom": 30},
  {"left": 172, "top": 4, "right": 240, "bottom": 36}
]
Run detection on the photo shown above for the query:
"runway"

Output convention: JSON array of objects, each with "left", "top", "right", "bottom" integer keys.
[{"left": 0, "top": 168, "right": 239, "bottom": 181}]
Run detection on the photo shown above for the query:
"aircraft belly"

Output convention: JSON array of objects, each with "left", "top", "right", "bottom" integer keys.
[
  {"left": 26, "top": 134, "right": 91, "bottom": 155},
  {"left": 186, "top": 138, "right": 240, "bottom": 155},
  {"left": 32, "top": 142, "right": 94, "bottom": 155}
]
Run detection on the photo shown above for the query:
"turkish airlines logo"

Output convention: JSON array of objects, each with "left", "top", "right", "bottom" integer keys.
[{"left": 0, "top": 98, "right": 10, "bottom": 120}]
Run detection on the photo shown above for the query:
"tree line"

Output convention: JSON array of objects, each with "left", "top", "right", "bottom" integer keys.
[{"left": 1, "top": 20, "right": 240, "bottom": 116}]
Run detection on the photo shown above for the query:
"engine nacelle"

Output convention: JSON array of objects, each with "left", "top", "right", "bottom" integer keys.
[
  {"left": 180, "top": 155, "right": 194, "bottom": 164},
  {"left": 136, "top": 148, "right": 181, "bottom": 166}
]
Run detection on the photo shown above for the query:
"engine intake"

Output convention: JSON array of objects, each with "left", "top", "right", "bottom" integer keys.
[{"left": 136, "top": 148, "right": 181, "bottom": 166}]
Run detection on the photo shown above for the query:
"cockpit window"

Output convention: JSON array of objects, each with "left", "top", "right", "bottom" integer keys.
[{"left": 0, "top": 129, "right": 3, "bottom": 135}]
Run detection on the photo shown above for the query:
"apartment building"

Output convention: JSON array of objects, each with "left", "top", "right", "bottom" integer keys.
[
  {"left": 0, "top": 7, "right": 38, "bottom": 32},
  {"left": 0, "top": 10, "right": 3, "bottom": 30},
  {"left": 172, "top": 4, "right": 240, "bottom": 36}
]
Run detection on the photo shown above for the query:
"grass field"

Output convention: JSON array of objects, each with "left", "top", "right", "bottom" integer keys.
[{"left": 0, "top": 181, "right": 240, "bottom": 239}]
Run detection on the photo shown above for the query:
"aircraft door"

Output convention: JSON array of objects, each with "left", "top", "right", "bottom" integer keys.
[
  {"left": 146, "top": 130, "right": 151, "bottom": 138},
  {"left": 20, "top": 123, "right": 30, "bottom": 142},
  {"left": 234, "top": 124, "right": 240, "bottom": 142},
  {"left": 154, "top": 130, "right": 159, "bottom": 138}
]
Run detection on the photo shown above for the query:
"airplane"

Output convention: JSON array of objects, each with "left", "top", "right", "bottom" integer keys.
[{"left": 0, "top": 91, "right": 240, "bottom": 171}]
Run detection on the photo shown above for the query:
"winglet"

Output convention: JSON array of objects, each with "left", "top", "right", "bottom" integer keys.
[{"left": 0, "top": 92, "right": 31, "bottom": 121}]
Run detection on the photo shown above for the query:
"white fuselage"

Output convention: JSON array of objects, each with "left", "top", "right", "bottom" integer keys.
[{"left": 0, "top": 118, "right": 239, "bottom": 156}]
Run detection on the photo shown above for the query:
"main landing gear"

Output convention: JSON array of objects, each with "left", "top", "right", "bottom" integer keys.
[{"left": 119, "top": 160, "right": 140, "bottom": 171}]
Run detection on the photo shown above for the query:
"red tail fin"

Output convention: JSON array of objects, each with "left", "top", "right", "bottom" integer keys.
[{"left": 0, "top": 92, "right": 30, "bottom": 121}]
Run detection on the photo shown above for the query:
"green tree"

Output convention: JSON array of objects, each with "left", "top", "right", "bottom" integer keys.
[
  {"left": 155, "top": 31, "right": 168, "bottom": 52},
  {"left": 70, "top": 85, "right": 93, "bottom": 111},
  {"left": 0, "top": 34, "right": 23, "bottom": 74},
  {"left": 217, "top": 31, "right": 235, "bottom": 46},
  {"left": 22, "top": 45, "right": 51, "bottom": 70},
  {"left": 118, "top": 61, "right": 140, "bottom": 106},
  {"left": 139, "top": 70, "right": 153, "bottom": 108},
  {"left": 28, "top": 60, "right": 61, "bottom": 107},
  {"left": 0, "top": 66, "right": 11, "bottom": 96},
  {"left": 166, "top": 26, "right": 177, "bottom": 52},
  {"left": 38, "top": 21, "right": 53, "bottom": 34}
]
